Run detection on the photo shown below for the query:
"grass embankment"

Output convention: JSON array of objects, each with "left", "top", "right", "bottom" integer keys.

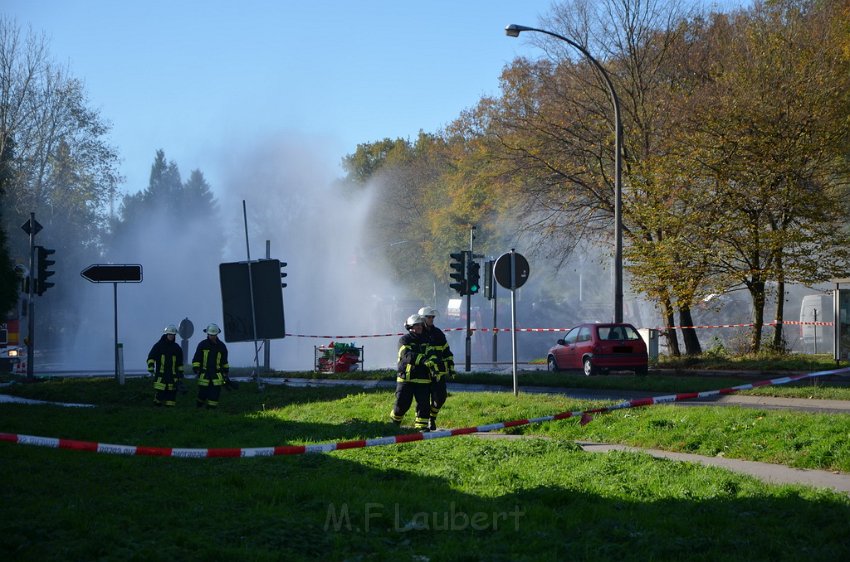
[
  {"left": 656, "top": 351, "right": 841, "bottom": 372},
  {"left": 1, "top": 378, "right": 849, "bottom": 560}
]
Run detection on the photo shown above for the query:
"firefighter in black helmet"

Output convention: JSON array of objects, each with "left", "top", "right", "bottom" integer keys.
[
  {"left": 390, "top": 314, "right": 438, "bottom": 431},
  {"left": 147, "top": 324, "right": 184, "bottom": 407},
  {"left": 192, "top": 323, "right": 230, "bottom": 409}
]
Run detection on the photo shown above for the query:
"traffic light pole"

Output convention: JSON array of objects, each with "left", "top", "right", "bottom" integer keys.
[
  {"left": 113, "top": 282, "right": 119, "bottom": 381},
  {"left": 465, "top": 287, "right": 472, "bottom": 372},
  {"left": 491, "top": 264, "right": 497, "bottom": 365},
  {"left": 25, "top": 213, "right": 36, "bottom": 381},
  {"left": 465, "top": 227, "right": 476, "bottom": 372},
  {"left": 264, "top": 240, "right": 271, "bottom": 373}
]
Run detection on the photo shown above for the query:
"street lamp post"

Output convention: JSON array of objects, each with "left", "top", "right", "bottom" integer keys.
[{"left": 505, "top": 24, "right": 623, "bottom": 323}]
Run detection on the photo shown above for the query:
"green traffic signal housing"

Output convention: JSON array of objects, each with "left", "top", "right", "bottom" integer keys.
[
  {"left": 467, "top": 259, "right": 481, "bottom": 294},
  {"left": 449, "top": 251, "right": 467, "bottom": 295},
  {"left": 35, "top": 245, "right": 56, "bottom": 296}
]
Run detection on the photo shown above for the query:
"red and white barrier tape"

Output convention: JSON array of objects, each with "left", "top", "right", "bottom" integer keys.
[
  {"left": 3, "top": 367, "right": 847, "bottom": 458},
  {"left": 285, "top": 327, "right": 567, "bottom": 339},
  {"left": 285, "top": 320, "right": 834, "bottom": 339},
  {"left": 655, "top": 321, "right": 834, "bottom": 331}
]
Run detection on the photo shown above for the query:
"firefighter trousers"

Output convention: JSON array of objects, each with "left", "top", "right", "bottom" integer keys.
[
  {"left": 197, "top": 372, "right": 223, "bottom": 408},
  {"left": 391, "top": 381, "right": 431, "bottom": 429},
  {"left": 153, "top": 373, "right": 179, "bottom": 407},
  {"left": 430, "top": 377, "right": 447, "bottom": 421}
]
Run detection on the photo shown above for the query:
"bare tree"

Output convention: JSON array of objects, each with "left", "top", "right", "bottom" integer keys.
[{"left": 0, "top": 16, "right": 120, "bottom": 258}]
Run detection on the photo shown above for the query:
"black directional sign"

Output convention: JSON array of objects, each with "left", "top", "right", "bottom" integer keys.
[
  {"left": 80, "top": 264, "right": 143, "bottom": 283},
  {"left": 494, "top": 252, "right": 530, "bottom": 290}
]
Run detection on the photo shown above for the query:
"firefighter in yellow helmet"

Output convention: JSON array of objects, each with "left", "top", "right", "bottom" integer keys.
[
  {"left": 418, "top": 306, "right": 455, "bottom": 430},
  {"left": 390, "top": 314, "right": 438, "bottom": 431},
  {"left": 192, "top": 323, "right": 230, "bottom": 409},
  {"left": 147, "top": 324, "right": 184, "bottom": 407}
]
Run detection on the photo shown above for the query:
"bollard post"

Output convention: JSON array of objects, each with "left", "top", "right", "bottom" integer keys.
[{"left": 117, "top": 343, "right": 125, "bottom": 385}]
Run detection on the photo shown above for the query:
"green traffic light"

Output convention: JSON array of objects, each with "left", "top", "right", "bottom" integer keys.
[{"left": 466, "top": 258, "right": 480, "bottom": 294}]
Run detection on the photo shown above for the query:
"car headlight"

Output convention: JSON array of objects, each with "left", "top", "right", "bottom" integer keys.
[{"left": 8, "top": 349, "right": 19, "bottom": 358}]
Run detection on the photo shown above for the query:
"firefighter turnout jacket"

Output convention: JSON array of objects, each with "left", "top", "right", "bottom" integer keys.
[
  {"left": 424, "top": 325, "right": 455, "bottom": 380},
  {"left": 147, "top": 334, "right": 184, "bottom": 382},
  {"left": 397, "top": 331, "right": 436, "bottom": 383},
  {"left": 192, "top": 337, "right": 229, "bottom": 386}
]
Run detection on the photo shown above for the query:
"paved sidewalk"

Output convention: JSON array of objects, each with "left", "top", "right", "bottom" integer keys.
[
  {"left": 580, "top": 442, "right": 850, "bottom": 496},
  {"left": 0, "top": 394, "right": 95, "bottom": 407}
]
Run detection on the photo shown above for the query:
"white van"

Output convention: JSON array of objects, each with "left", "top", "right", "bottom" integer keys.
[{"left": 799, "top": 294, "right": 833, "bottom": 353}]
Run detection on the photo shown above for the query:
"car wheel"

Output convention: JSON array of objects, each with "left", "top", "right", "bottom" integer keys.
[
  {"left": 635, "top": 366, "right": 648, "bottom": 377},
  {"left": 583, "top": 357, "right": 596, "bottom": 376},
  {"left": 547, "top": 356, "right": 560, "bottom": 372}
]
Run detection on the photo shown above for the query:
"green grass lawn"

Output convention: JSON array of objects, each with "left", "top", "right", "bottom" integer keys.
[{"left": 2, "top": 378, "right": 850, "bottom": 560}]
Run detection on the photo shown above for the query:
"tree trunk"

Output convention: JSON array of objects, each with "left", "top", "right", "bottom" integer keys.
[
  {"left": 661, "top": 295, "right": 680, "bottom": 356},
  {"left": 772, "top": 280, "right": 786, "bottom": 351},
  {"left": 749, "top": 280, "right": 766, "bottom": 352},
  {"left": 679, "top": 305, "right": 703, "bottom": 355}
]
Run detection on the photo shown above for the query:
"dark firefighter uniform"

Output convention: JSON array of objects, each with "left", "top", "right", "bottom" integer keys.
[
  {"left": 192, "top": 333, "right": 229, "bottom": 409},
  {"left": 424, "top": 323, "right": 455, "bottom": 430},
  {"left": 390, "top": 318, "right": 437, "bottom": 431},
  {"left": 147, "top": 333, "right": 184, "bottom": 406}
]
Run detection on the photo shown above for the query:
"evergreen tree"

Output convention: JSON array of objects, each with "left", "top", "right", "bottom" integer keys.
[{"left": 107, "top": 149, "right": 222, "bottom": 262}]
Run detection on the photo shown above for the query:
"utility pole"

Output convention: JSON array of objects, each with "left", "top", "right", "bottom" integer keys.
[
  {"left": 20, "top": 212, "right": 41, "bottom": 381},
  {"left": 486, "top": 258, "right": 497, "bottom": 365},
  {"left": 465, "top": 227, "right": 475, "bottom": 372},
  {"left": 264, "top": 239, "right": 271, "bottom": 373}
]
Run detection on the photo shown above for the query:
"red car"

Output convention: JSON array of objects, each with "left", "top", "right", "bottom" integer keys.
[{"left": 547, "top": 323, "right": 648, "bottom": 376}]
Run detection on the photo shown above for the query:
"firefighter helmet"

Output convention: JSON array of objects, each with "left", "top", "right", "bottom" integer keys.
[
  {"left": 204, "top": 323, "right": 221, "bottom": 335},
  {"left": 405, "top": 314, "right": 425, "bottom": 330},
  {"left": 418, "top": 306, "right": 438, "bottom": 318},
  {"left": 163, "top": 324, "right": 178, "bottom": 335}
]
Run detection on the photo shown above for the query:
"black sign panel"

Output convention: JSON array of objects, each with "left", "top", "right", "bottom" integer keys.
[
  {"left": 178, "top": 318, "right": 194, "bottom": 340},
  {"left": 21, "top": 218, "right": 42, "bottom": 236},
  {"left": 80, "top": 264, "right": 143, "bottom": 283},
  {"left": 494, "top": 252, "right": 530, "bottom": 290},
  {"left": 219, "top": 259, "right": 286, "bottom": 342}
]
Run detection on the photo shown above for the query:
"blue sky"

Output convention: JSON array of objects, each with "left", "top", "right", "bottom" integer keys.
[
  {"left": 4, "top": 0, "right": 559, "bottom": 195},
  {"left": 6, "top": 1, "right": 748, "bottom": 197}
]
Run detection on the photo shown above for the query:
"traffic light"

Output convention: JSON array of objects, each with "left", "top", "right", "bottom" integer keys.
[
  {"left": 467, "top": 259, "right": 481, "bottom": 294},
  {"left": 449, "top": 251, "right": 467, "bottom": 295},
  {"left": 14, "top": 264, "right": 30, "bottom": 295},
  {"left": 280, "top": 261, "right": 287, "bottom": 288},
  {"left": 483, "top": 259, "right": 495, "bottom": 300},
  {"left": 35, "top": 246, "right": 55, "bottom": 296}
]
